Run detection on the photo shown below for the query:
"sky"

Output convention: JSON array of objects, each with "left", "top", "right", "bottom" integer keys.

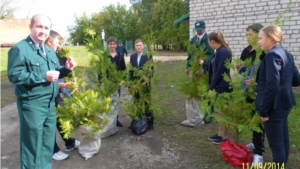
[{"left": 13, "top": 0, "right": 131, "bottom": 37}]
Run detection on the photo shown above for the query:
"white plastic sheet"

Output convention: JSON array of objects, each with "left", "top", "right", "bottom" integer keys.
[{"left": 181, "top": 98, "right": 205, "bottom": 127}]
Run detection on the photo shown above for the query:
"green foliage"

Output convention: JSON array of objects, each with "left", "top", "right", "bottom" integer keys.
[
  {"left": 68, "top": 13, "right": 92, "bottom": 45},
  {"left": 67, "top": 0, "right": 189, "bottom": 50},
  {"left": 150, "top": 0, "right": 189, "bottom": 50},
  {"left": 0, "top": 0, "right": 16, "bottom": 19},
  {"left": 57, "top": 70, "right": 111, "bottom": 138},
  {"left": 83, "top": 26, "right": 127, "bottom": 97},
  {"left": 122, "top": 53, "right": 163, "bottom": 120},
  {"left": 81, "top": 27, "right": 163, "bottom": 120},
  {"left": 179, "top": 42, "right": 209, "bottom": 99},
  {"left": 272, "top": 0, "right": 296, "bottom": 26},
  {"left": 57, "top": 47, "right": 71, "bottom": 58}
]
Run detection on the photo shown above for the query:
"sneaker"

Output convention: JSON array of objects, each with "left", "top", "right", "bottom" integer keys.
[
  {"left": 66, "top": 140, "right": 80, "bottom": 151},
  {"left": 52, "top": 151, "right": 69, "bottom": 161},
  {"left": 247, "top": 143, "right": 255, "bottom": 152},
  {"left": 253, "top": 154, "right": 263, "bottom": 163},
  {"left": 208, "top": 134, "right": 222, "bottom": 141},
  {"left": 212, "top": 138, "right": 227, "bottom": 145}
]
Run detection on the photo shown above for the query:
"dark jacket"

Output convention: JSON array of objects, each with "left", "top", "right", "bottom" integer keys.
[
  {"left": 207, "top": 46, "right": 232, "bottom": 90},
  {"left": 98, "top": 52, "right": 126, "bottom": 81},
  {"left": 255, "top": 45, "right": 300, "bottom": 117},
  {"left": 186, "top": 33, "right": 214, "bottom": 70},
  {"left": 7, "top": 36, "right": 71, "bottom": 105},
  {"left": 239, "top": 45, "right": 257, "bottom": 74},
  {"left": 129, "top": 52, "right": 153, "bottom": 81}
]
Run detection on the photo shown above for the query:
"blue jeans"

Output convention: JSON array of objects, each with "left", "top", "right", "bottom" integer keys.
[{"left": 264, "top": 108, "right": 291, "bottom": 168}]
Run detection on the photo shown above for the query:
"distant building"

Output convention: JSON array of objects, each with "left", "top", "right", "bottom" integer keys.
[{"left": 0, "top": 19, "right": 30, "bottom": 47}]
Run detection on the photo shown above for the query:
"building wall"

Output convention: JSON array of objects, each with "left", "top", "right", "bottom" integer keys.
[
  {"left": 189, "top": 0, "right": 300, "bottom": 68},
  {"left": 0, "top": 19, "right": 30, "bottom": 47}
]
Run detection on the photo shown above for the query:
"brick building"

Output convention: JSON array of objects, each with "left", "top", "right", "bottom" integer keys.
[
  {"left": 178, "top": 0, "right": 300, "bottom": 68},
  {"left": 0, "top": 19, "right": 30, "bottom": 47}
]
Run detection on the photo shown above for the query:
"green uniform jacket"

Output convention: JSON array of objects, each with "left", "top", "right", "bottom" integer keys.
[
  {"left": 117, "top": 45, "right": 127, "bottom": 56},
  {"left": 186, "top": 33, "right": 214, "bottom": 70},
  {"left": 7, "top": 36, "right": 71, "bottom": 105}
]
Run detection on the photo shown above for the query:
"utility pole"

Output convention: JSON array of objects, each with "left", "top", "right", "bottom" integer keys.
[{"left": 27, "top": 0, "right": 35, "bottom": 19}]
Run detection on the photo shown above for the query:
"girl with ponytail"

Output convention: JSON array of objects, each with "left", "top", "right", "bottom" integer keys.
[{"left": 199, "top": 31, "right": 232, "bottom": 145}]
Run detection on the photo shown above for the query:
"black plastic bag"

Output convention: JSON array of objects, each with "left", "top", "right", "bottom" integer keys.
[{"left": 130, "top": 115, "right": 148, "bottom": 135}]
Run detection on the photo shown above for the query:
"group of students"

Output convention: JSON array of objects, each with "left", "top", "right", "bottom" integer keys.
[
  {"left": 49, "top": 34, "right": 155, "bottom": 160},
  {"left": 7, "top": 14, "right": 154, "bottom": 169},
  {"left": 7, "top": 13, "right": 299, "bottom": 168},
  {"left": 186, "top": 20, "right": 300, "bottom": 167},
  {"left": 103, "top": 37, "right": 155, "bottom": 130}
]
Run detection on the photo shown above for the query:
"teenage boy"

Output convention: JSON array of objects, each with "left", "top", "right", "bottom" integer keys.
[
  {"left": 45, "top": 30, "right": 80, "bottom": 161},
  {"left": 238, "top": 23, "right": 265, "bottom": 163}
]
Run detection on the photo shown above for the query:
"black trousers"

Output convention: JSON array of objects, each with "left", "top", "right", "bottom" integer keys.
[
  {"left": 53, "top": 96, "right": 75, "bottom": 153},
  {"left": 133, "top": 85, "right": 154, "bottom": 127},
  {"left": 252, "top": 117, "right": 265, "bottom": 155},
  {"left": 264, "top": 108, "right": 291, "bottom": 168}
]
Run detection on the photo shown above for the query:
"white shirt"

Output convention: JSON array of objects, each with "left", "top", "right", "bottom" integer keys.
[
  {"left": 197, "top": 32, "right": 206, "bottom": 41},
  {"left": 29, "top": 35, "right": 45, "bottom": 55},
  {"left": 137, "top": 52, "right": 142, "bottom": 66}
]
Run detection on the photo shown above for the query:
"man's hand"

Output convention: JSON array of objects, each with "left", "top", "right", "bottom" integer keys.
[
  {"left": 46, "top": 70, "right": 60, "bottom": 82},
  {"left": 186, "top": 69, "right": 190, "bottom": 75},
  {"left": 198, "top": 60, "right": 204, "bottom": 65},
  {"left": 142, "top": 82, "right": 147, "bottom": 87},
  {"left": 245, "top": 76, "right": 252, "bottom": 87},
  {"left": 65, "top": 57, "right": 75, "bottom": 70},
  {"left": 261, "top": 116, "right": 269, "bottom": 122}
]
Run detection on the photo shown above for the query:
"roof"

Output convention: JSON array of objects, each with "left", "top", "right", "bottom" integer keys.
[
  {"left": 173, "top": 13, "right": 190, "bottom": 24},
  {"left": 0, "top": 19, "right": 30, "bottom": 47}
]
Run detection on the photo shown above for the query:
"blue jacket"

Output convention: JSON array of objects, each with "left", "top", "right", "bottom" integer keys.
[
  {"left": 255, "top": 45, "right": 300, "bottom": 117},
  {"left": 207, "top": 46, "right": 232, "bottom": 90}
]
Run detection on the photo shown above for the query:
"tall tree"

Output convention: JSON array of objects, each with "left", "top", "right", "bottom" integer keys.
[
  {"left": 68, "top": 0, "right": 190, "bottom": 50},
  {"left": 67, "top": 13, "right": 92, "bottom": 45},
  {"left": 0, "top": 0, "right": 16, "bottom": 19},
  {"left": 151, "top": 0, "right": 189, "bottom": 50}
]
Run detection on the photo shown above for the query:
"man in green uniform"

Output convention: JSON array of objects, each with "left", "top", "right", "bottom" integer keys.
[
  {"left": 181, "top": 20, "right": 214, "bottom": 127},
  {"left": 116, "top": 40, "right": 128, "bottom": 57},
  {"left": 7, "top": 14, "right": 75, "bottom": 169}
]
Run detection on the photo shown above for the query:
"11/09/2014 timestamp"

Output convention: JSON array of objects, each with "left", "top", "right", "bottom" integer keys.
[{"left": 242, "top": 162, "right": 285, "bottom": 169}]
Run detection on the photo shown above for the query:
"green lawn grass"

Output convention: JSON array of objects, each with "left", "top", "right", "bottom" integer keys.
[
  {"left": 0, "top": 46, "right": 90, "bottom": 75},
  {"left": 1, "top": 48, "right": 10, "bottom": 74}
]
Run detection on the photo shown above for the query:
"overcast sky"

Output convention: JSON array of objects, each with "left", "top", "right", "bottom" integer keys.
[{"left": 13, "top": 0, "right": 131, "bottom": 37}]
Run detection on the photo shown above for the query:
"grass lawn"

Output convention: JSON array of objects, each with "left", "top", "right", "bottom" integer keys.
[
  {"left": 154, "top": 60, "right": 300, "bottom": 169},
  {"left": 1, "top": 47, "right": 299, "bottom": 168},
  {"left": 1, "top": 46, "right": 89, "bottom": 74}
]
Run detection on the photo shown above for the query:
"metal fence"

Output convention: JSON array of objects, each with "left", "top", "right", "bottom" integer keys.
[{"left": 125, "top": 41, "right": 133, "bottom": 52}]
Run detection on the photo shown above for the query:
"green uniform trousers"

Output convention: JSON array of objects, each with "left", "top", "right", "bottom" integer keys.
[{"left": 17, "top": 99, "right": 56, "bottom": 169}]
